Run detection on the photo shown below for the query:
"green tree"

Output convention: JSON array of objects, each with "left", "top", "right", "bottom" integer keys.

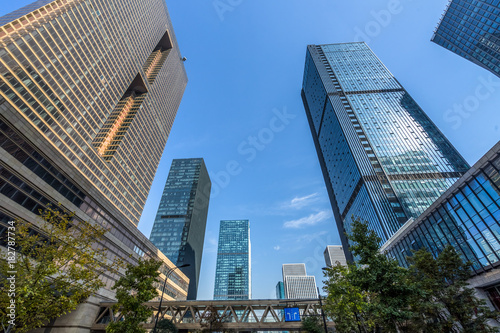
[
  {"left": 0, "top": 207, "right": 121, "bottom": 333},
  {"left": 106, "top": 258, "right": 162, "bottom": 333},
  {"left": 348, "top": 218, "right": 421, "bottom": 332},
  {"left": 199, "top": 305, "right": 232, "bottom": 332},
  {"left": 301, "top": 315, "right": 324, "bottom": 333},
  {"left": 156, "top": 318, "right": 178, "bottom": 333},
  {"left": 325, "top": 218, "right": 500, "bottom": 332},
  {"left": 323, "top": 263, "right": 374, "bottom": 333},
  {"left": 409, "top": 246, "right": 499, "bottom": 333}
]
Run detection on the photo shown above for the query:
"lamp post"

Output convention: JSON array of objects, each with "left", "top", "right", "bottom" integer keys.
[
  {"left": 152, "top": 263, "right": 190, "bottom": 333},
  {"left": 317, "top": 287, "right": 328, "bottom": 333}
]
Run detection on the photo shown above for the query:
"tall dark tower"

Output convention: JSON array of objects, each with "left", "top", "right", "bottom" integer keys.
[
  {"left": 150, "top": 158, "right": 211, "bottom": 300},
  {"left": 302, "top": 42, "right": 470, "bottom": 260}
]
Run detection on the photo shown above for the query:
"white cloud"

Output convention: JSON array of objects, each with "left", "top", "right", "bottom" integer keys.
[
  {"left": 273, "top": 245, "right": 280, "bottom": 251},
  {"left": 283, "top": 210, "right": 331, "bottom": 229},
  {"left": 289, "top": 193, "right": 318, "bottom": 209},
  {"left": 296, "top": 230, "right": 328, "bottom": 243},
  {"left": 234, "top": 193, "right": 323, "bottom": 217}
]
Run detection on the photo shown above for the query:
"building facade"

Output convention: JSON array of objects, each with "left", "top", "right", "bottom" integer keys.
[
  {"left": 302, "top": 42, "right": 470, "bottom": 260},
  {"left": 150, "top": 158, "right": 211, "bottom": 300},
  {"left": 0, "top": 0, "right": 188, "bottom": 331},
  {"left": 276, "top": 281, "right": 285, "bottom": 299},
  {"left": 214, "top": 220, "right": 251, "bottom": 300},
  {"left": 381, "top": 141, "right": 500, "bottom": 308},
  {"left": 324, "top": 245, "right": 347, "bottom": 267},
  {"left": 432, "top": 0, "right": 500, "bottom": 78},
  {"left": 282, "top": 263, "right": 318, "bottom": 299}
]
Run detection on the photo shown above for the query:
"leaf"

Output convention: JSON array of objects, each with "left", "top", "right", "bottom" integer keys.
[{"left": 0, "top": 206, "right": 124, "bottom": 332}]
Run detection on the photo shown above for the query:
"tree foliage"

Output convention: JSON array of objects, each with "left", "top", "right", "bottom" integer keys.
[
  {"left": 323, "top": 218, "right": 500, "bottom": 333},
  {"left": 156, "top": 318, "right": 179, "bottom": 333},
  {"left": 301, "top": 315, "right": 324, "bottom": 333},
  {"left": 349, "top": 219, "right": 421, "bottom": 332},
  {"left": 409, "top": 246, "right": 499, "bottom": 332},
  {"left": 106, "top": 258, "right": 162, "bottom": 333},
  {"left": 199, "top": 305, "right": 232, "bottom": 333},
  {"left": 0, "top": 206, "right": 120, "bottom": 333},
  {"left": 323, "top": 263, "right": 373, "bottom": 333}
]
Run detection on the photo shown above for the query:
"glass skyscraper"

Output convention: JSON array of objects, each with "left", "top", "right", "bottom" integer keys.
[
  {"left": 214, "top": 220, "right": 251, "bottom": 300},
  {"left": 150, "top": 158, "right": 211, "bottom": 300},
  {"left": 382, "top": 142, "right": 500, "bottom": 272},
  {"left": 0, "top": 0, "right": 188, "bottom": 330},
  {"left": 302, "top": 42, "right": 470, "bottom": 260},
  {"left": 381, "top": 141, "right": 500, "bottom": 308},
  {"left": 432, "top": 0, "right": 500, "bottom": 77},
  {"left": 276, "top": 281, "right": 285, "bottom": 299}
]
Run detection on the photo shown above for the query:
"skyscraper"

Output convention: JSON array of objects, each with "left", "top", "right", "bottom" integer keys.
[
  {"left": 302, "top": 42, "right": 470, "bottom": 261},
  {"left": 282, "top": 263, "right": 318, "bottom": 299},
  {"left": 276, "top": 281, "right": 285, "bottom": 299},
  {"left": 324, "top": 245, "right": 347, "bottom": 267},
  {"left": 380, "top": 141, "right": 500, "bottom": 306},
  {"left": 0, "top": 0, "right": 188, "bottom": 330},
  {"left": 432, "top": 0, "right": 500, "bottom": 77},
  {"left": 214, "top": 220, "right": 251, "bottom": 300},
  {"left": 150, "top": 158, "right": 211, "bottom": 300}
]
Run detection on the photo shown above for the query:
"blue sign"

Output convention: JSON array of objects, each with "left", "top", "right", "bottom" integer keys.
[{"left": 284, "top": 307, "right": 301, "bottom": 322}]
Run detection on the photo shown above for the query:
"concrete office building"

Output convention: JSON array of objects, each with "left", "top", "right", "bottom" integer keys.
[
  {"left": 282, "top": 263, "right": 318, "bottom": 299},
  {"left": 324, "top": 245, "right": 347, "bottom": 267},
  {"left": 0, "top": 0, "right": 188, "bottom": 331}
]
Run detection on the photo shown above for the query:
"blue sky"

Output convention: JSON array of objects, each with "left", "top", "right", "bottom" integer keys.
[{"left": 3, "top": 0, "right": 500, "bottom": 300}]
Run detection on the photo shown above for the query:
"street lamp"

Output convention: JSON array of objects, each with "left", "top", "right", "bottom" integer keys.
[
  {"left": 317, "top": 287, "right": 328, "bottom": 333},
  {"left": 320, "top": 267, "right": 333, "bottom": 333},
  {"left": 152, "top": 263, "right": 190, "bottom": 333}
]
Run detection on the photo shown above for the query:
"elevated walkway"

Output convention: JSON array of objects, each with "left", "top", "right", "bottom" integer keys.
[{"left": 92, "top": 298, "right": 335, "bottom": 331}]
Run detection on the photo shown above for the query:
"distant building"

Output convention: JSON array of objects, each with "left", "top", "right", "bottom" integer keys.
[
  {"left": 381, "top": 141, "right": 500, "bottom": 309},
  {"left": 150, "top": 158, "right": 211, "bottom": 299},
  {"left": 324, "top": 245, "right": 347, "bottom": 267},
  {"left": 276, "top": 281, "right": 285, "bottom": 299},
  {"left": 302, "top": 42, "right": 469, "bottom": 261},
  {"left": 275, "top": 281, "right": 287, "bottom": 333},
  {"left": 0, "top": 0, "right": 188, "bottom": 330},
  {"left": 282, "top": 263, "right": 318, "bottom": 299},
  {"left": 214, "top": 220, "right": 251, "bottom": 300},
  {"left": 283, "top": 263, "right": 307, "bottom": 277},
  {"left": 432, "top": 0, "right": 500, "bottom": 77}
]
